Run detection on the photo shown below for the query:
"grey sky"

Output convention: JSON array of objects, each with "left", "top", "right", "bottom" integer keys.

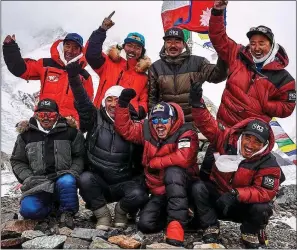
[{"left": 1, "top": 1, "right": 296, "bottom": 135}]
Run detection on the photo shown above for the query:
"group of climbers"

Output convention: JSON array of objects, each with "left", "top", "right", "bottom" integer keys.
[{"left": 3, "top": 0, "right": 295, "bottom": 249}]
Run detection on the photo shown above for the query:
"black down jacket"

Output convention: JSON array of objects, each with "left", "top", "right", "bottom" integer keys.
[{"left": 69, "top": 75, "right": 143, "bottom": 185}]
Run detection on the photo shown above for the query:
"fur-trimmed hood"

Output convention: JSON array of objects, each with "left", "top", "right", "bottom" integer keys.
[{"left": 107, "top": 45, "right": 151, "bottom": 73}]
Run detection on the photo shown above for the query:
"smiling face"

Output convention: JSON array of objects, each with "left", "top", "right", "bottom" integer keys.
[
  {"left": 249, "top": 34, "right": 272, "bottom": 59},
  {"left": 63, "top": 40, "right": 81, "bottom": 62},
  {"left": 105, "top": 96, "right": 119, "bottom": 119},
  {"left": 151, "top": 117, "right": 173, "bottom": 139},
  {"left": 124, "top": 42, "right": 143, "bottom": 60},
  {"left": 164, "top": 37, "right": 185, "bottom": 57},
  {"left": 241, "top": 134, "right": 265, "bottom": 158}
]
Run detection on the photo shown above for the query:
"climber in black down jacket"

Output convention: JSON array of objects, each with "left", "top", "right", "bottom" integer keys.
[{"left": 65, "top": 61, "right": 149, "bottom": 231}]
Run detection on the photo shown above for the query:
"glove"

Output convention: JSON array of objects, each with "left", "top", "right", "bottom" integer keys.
[
  {"left": 66, "top": 61, "right": 83, "bottom": 78},
  {"left": 189, "top": 83, "right": 206, "bottom": 108},
  {"left": 118, "top": 88, "right": 137, "bottom": 108},
  {"left": 216, "top": 189, "right": 238, "bottom": 216},
  {"left": 3, "top": 34, "right": 16, "bottom": 45}
]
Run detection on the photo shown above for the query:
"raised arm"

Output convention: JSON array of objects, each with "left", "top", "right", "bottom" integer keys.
[
  {"left": 198, "top": 57, "right": 228, "bottom": 84},
  {"left": 114, "top": 89, "right": 145, "bottom": 145},
  {"left": 189, "top": 83, "right": 226, "bottom": 148},
  {"left": 85, "top": 11, "right": 115, "bottom": 70},
  {"left": 208, "top": 1, "right": 241, "bottom": 65},
  {"left": 66, "top": 62, "right": 97, "bottom": 133},
  {"left": 3, "top": 35, "right": 42, "bottom": 80}
]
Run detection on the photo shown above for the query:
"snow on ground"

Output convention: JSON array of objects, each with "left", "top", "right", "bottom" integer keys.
[{"left": 1, "top": 170, "right": 18, "bottom": 197}]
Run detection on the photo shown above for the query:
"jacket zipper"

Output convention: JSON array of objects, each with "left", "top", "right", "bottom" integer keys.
[
  {"left": 173, "top": 66, "right": 177, "bottom": 94},
  {"left": 41, "top": 68, "right": 48, "bottom": 94},
  {"left": 116, "top": 71, "right": 124, "bottom": 85}
]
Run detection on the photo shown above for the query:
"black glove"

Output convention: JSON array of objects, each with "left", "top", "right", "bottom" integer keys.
[
  {"left": 189, "top": 83, "right": 206, "bottom": 108},
  {"left": 118, "top": 88, "right": 136, "bottom": 108},
  {"left": 216, "top": 189, "right": 239, "bottom": 216},
  {"left": 66, "top": 61, "right": 83, "bottom": 78}
]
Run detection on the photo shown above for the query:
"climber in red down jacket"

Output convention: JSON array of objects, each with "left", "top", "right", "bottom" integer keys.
[
  {"left": 85, "top": 12, "right": 151, "bottom": 120},
  {"left": 189, "top": 83, "right": 283, "bottom": 249},
  {"left": 114, "top": 88, "right": 199, "bottom": 247},
  {"left": 209, "top": 1, "right": 296, "bottom": 128},
  {"left": 2, "top": 33, "right": 94, "bottom": 127}
]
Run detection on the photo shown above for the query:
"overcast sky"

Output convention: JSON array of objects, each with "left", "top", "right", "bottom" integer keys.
[{"left": 1, "top": 1, "right": 296, "bottom": 136}]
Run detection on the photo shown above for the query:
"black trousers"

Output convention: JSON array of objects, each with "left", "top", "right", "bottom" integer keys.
[
  {"left": 191, "top": 180, "right": 273, "bottom": 234},
  {"left": 137, "top": 166, "right": 189, "bottom": 233},
  {"left": 78, "top": 171, "right": 149, "bottom": 213}
]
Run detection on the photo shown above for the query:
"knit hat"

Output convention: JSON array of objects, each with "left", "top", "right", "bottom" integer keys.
[
  {"left": 64, "top": 33, "right": 84, "bottom": 48},
  {"left": 124, "top": 32, "right": 145, "bottom": 47},
  {"left": 101, "top": 85, "right": 124, "bottom": 107}
]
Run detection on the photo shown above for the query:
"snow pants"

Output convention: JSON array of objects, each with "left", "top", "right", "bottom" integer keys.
[{"left": 20, "top": 174, "right": 78, "bottom": 219}]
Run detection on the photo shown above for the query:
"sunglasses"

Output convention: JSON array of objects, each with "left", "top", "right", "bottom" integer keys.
[
  {"left": 37, "top": 111, "right": 58, "bottom": 120},
  {"left": 249, "top": 26, "right": 271, "bottom": 34},
  {"left": 151, "top": 118, "right": 169, "bottom": 125}
]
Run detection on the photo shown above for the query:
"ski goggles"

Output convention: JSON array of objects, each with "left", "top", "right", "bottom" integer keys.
[
  {"left": 249, "top": 26, "right": 272, "bottom": 34},
  {"left": 37, "top": 111, "right": 58, "bottom": 120},
  {"left": 151, "top": 118, "right": 169, "bottom": 125}
]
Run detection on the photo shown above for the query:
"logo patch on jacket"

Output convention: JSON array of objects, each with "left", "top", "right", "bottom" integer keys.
[
  {"left": 47, "top": 74, "right": 60, "bottom": 82},
  {"left": 178, "top": 138, "right": 191, "bottom": 149},
  {"left": 288, "top": 91, "right": 296, "bottom": 102},
  {"left": 262, "top": 176, "right": 275, "bottom": 190}
]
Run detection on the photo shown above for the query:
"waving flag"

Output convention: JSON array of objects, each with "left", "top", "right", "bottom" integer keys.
[
  {"left": 161, "top": 0, "right": 226, "bottom": 55},
  {"left": 161, "top": 1, "right": 216, "bottom": 33},
  {"left": 270, "top": 118, "right": 296, "bottom": 165}
]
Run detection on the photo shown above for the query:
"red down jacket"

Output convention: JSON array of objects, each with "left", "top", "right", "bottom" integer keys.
[
  {"left": 209, "top": 10, "right": 296, "bottom": 127},
  {"left": 192, "top": 105, "right": 281, "bottom": 203},
  {"left": 115, "top": 102, "right": 199, "bottom": 195},
  {"left": 85, "top": 28, "right": 149, "bottom": 116},
  {"left": 5, "top": 40, "right": 94, "bottom": 122}
]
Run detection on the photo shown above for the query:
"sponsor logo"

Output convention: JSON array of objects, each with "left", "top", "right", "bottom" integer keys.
[
  {"left": 288, "top": 91, "right": 296, "bottom": 102},
  {"left": 178, "top": 138, "right": 191, "bottom": 149},
  {"left": 169, "top": 30, "right": 179, "bottom": 36},
  {"left": 47, "top": 75, "right": 59, "bottom": 82},
  {"left": 152, "top": 104, "right": 165, "bottom": 113},
  {"left": 252, "top": 123, "right": 264, "bottom": 132},
  {"left": 40, "top": 100, "right": 52, "bottom": 106},
  {"left": 262, "top": 176, "right": 275, "bottom": 189}
]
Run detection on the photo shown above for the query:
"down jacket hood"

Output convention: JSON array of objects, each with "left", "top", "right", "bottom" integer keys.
[
  {"left": 50, "top": 40, "right": 88, "bottom": 68},
  {"left": 107, "top": 45, "right": 151, "bottom": 73}
]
